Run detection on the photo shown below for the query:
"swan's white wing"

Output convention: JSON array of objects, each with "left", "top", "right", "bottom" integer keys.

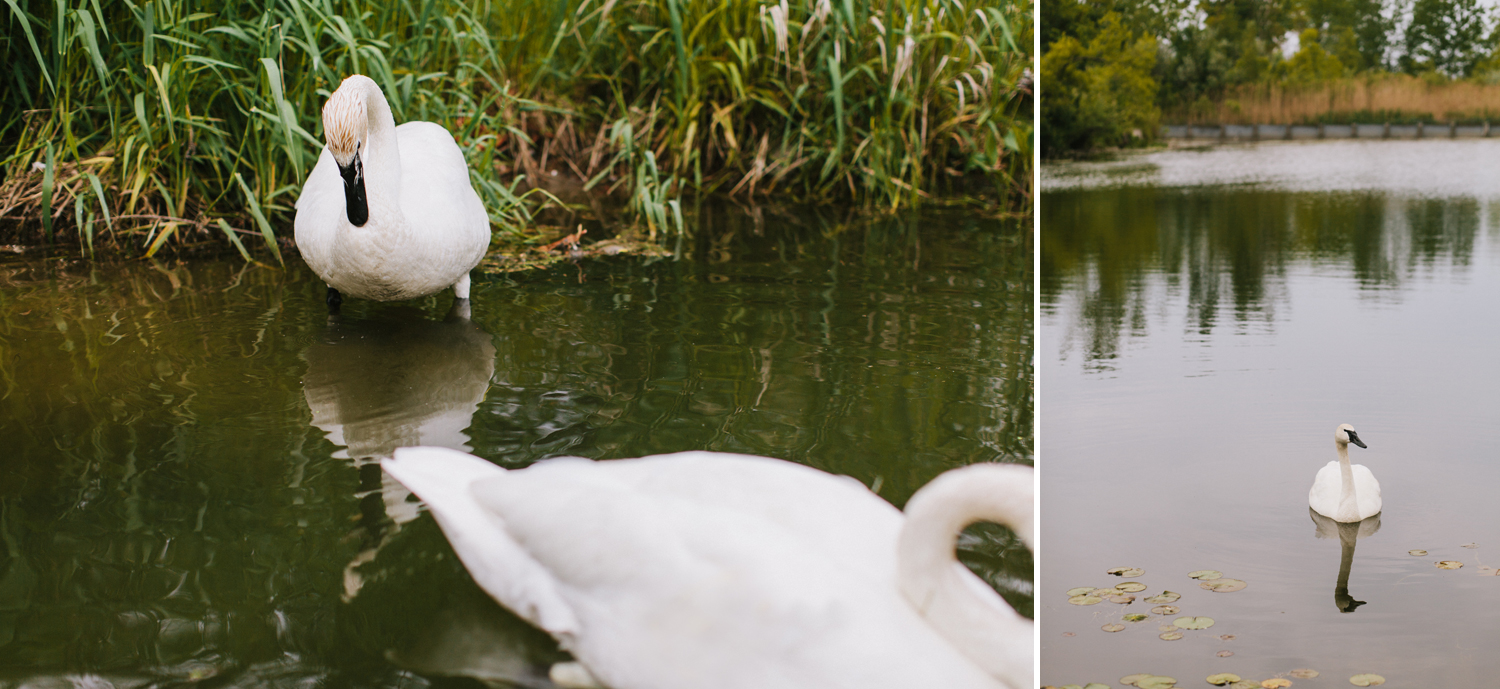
[
  {"left": 1350, "top": 463, "right": 1382, "bottom": 518},
  {"left": 293, "top": 147, "right": 347, "bottom": 281},
  {"left": 1308, "top": 460, "right": 1343, "bottom": 517},
  {"left": 382, "top": 448, "right": 580, "bottom": 638},
  {"left": 578, "top": 452, "right": 905, "bottom": 580},
  {"left": 394, "top": 122, "right": 489, "bottom": 269}
]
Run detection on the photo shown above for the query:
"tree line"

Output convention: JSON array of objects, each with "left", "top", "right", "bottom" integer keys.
[{"left": 1041, "top": 0, "right": 1500, "bottom": 156}]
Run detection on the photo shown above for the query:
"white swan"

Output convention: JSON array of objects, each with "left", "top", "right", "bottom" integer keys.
[
  {"left": 1309, "top": 423, "right": 1381, "bottom": 522},
  {"left": 295, "top": 74, "right": 490, "bottom": 308},
  {"left": 381, "top": 448, "right": 1033, "bottom": 689}
]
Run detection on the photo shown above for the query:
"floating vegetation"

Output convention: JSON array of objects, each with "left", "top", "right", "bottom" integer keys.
[
  {"left": 1199, "top": 578, "right": 1248, "bottom": 593},
  {"left": 1109, "top": 567, "right": 1146, "bottom": 577},
  {"left": 1207, "top": 674, "right": 1242, "bottom": 686},
  {"left": 1261, "top": 680, "right": 1291, "bottom": 688},
  {"left": 1159, "top": 631, "right": 1184, "bottom": 641},
  {"left": 1173, "top": 616, "right": 1215, "bottom": 630},
  {"left": 1435, "top": 561, "right": 1464, "bottom": 570},
  {"left": 1122, "top": 676, "right": 1179, "bottom": 689},
  {"left": 1109, "top": 594, "right": 1138, "bottom": 604},
  {"left": 1217, "top": 650, "right": 1235, "bottom": 658},
  {"left": 1116, "top": 582, "right": 1148, "bottom": 593},
  {"left": 1152, "top": 605, "right": 1181, "bottom": 615},
  {"left": 1189, "top": 570, "right": 1224, "bottom": 580},
  {"left": 1067, "top": 587, "right": 1098, "bottom": 596},
  {"left": 1463, "top": 543, "right": 1479, "bottom": 549},
  {"left": 1289, "top": 669, "right": 1319, "bottom": 679},
  {"left": 1349, "top": 674, "right": 1386, "bottom": 686},
  {"left": 1103, "top": 623, "right": 1126, "bottom": 632},
  {"left": 1069, "top": 594, "right": 1103, "bottom": 605},
  {"left": 1218, "top": 635, "right": 1237, "bottom": 641},
  {"left": 1146, "top": 591, "right": 1182, "bottom": 604},
  {"left": 1408, "top": 550, "right": 1427, "bottom": 556},
  {"left": 1123, "top": 613, "right": 1150, "bottom": 622}
]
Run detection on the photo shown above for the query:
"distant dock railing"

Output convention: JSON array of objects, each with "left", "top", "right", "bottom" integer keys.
[{"left": 1162, "top": 122, "right": 1496, "bottom": 141}]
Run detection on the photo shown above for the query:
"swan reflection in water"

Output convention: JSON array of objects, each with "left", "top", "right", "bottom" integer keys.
[
  {"left": 1309, "top": 508, "right": 1381, "bottom": 613},
  {"left": 300, "top": 300, "right": 495, "bottom": 599}
]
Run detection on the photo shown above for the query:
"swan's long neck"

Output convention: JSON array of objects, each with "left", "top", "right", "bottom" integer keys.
[
  {"left": 1335, "top": 441, "right": 1359, "bottom": 521},
  {"left": 897, "top": 463, "right": 1032, "bottom": 689},
  {"left": 325, "top": 76, "right": 402, "bottom": 204}
]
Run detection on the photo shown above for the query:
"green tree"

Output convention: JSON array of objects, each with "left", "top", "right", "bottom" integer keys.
[
  {"left": 1041, "top": 13, "right": 1160, "bottom": 155},
  {"left": 1281, "top": 28, "right": 1348, "bottom": 83},
  {"left": 1403, "top": 0, "right": 1492, "bottom": 77},
  {"left": 1302, "top": 0, "right": 1395, "bottom": 72}
]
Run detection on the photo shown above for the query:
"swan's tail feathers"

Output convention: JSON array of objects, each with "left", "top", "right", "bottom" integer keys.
[{"left": 383, "top": 447, "right": 581, "bottom": 638}]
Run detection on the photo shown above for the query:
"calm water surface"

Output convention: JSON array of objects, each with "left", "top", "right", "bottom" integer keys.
[
  {"left": 1042, "top": 141, "right": 1500, "bottom": 686},
  {"left": 0, "top": 207, "right": 1030, "bottom": 687}
]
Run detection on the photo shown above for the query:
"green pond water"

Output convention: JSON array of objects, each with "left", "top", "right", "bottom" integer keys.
[{"left": 0, "top": 206, "right": 1031, "bottom": 687}]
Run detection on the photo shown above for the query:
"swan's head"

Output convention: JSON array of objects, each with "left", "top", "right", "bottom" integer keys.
[
  {"left": 321, "top": 75, "right": 374, "bottom": 226},
  {"left": 1335, "top": 423, "right": 1367, "bottom": 449}
]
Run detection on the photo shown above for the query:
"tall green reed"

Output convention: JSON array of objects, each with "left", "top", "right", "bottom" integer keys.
[{"left": 1, "top": 0, "right": 1031, "bottom": 258}]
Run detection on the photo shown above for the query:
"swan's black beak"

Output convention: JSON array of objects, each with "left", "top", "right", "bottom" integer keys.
[
  {"left": 1347, "top": 430, "right": 1367, "bottom": 449},
  {"left": 338, "top": 145, "right": 368, "bottom": 227}
]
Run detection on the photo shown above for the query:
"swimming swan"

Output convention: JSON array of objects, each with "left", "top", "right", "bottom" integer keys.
[
  {"left": 382, "top": 448, "right": 1033, "bottom": 689},
  {"left": 295, "top": 75, "right": 490, "bottom": 308},
  {"left": 1309, "top": 423, "right": 1380, "bottom": 523}
]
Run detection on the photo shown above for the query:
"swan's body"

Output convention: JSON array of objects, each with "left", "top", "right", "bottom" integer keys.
[
  {"left": 295, "top": 75, "right": 489, "bottom": 303},
  {"left": 1309, "top": 423, "right": 1381, "bottom": 523},
  {"left": 382, "top": 448, "right": 1033, "bottom": 689}
]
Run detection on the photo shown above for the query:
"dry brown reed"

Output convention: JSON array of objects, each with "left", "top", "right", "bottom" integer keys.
[{"left": 1174, "top": 74, "right": 1500, "bottom": 125}]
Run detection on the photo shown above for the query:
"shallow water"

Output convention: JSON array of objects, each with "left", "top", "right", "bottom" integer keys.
[
  {"left": 0, "top": 206, "right": 1030, "bottom": 686},
  {"left": 1041, "top": 141, "right": 1500, "bottom": 686}
]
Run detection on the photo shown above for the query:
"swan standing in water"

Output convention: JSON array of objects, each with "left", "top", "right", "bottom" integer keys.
[
  {"left": 295, "top": 75, "right": 490, "bottom": 310},
  {"left": 1309, "top": 424, "right": 1380, "bottom": 523},
  {"left": 382, "top": 448, "right": 1032, "bottom": 689}
]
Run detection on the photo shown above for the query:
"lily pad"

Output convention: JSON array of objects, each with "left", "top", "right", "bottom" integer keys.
[
  {"left": 1109, "top": 567, "right": 1146, "bottom": 577},
  {"left": 1085, "top": 685, "right": 1110, "bottom": 689},
  {"left": 1174, "top": 616, "right": 1215, "bottom": 630},
  {"left": 1218, "top": 634, "right": 1237, "bottom": 641},
  {"left": 1116, "top": 582, "right": 1148, "bottom": 593},
  {"left": 1289, "top": 670, "right": 1319, "bottom": 679},
  {"left": 1069, "top": 595, "right": 1103, "bottom": 605},
  {"left": 1102, "top": 623, "right": 1126, "bottom": 632},
  {"left": 1109, "top": 594, "right": 1137, "bottom": 604},
  {"left": 1152, "top": 605, "right": 1181, "bottom": 615},
  {"left": 1139, "top": 677, "right": 1179, "bottom": 689},
  {"left": 1159, "top": 624, "right": 1176, "bottom": 632},
  {"left": 1189, "top": 570, "right": 1223, "bottom": 580},
  {"left": 1349, "top": 675, "right": 1385, "bottom": 686},
  {"left": 1436, "top": 560, "right": 1464, "bottom": 570},
  {"left": 1160, "top": 631, "right": 1184, "bottom": 641},
  {"left": 1408, "top": 550, "right": 1427, "bottom": 556},
  {"left": 1207, "top": 674, "right": 1242, "bottom": 685},
  {"left": 1121, "top": 674, "right": 1154, "bottom": 686},
  {"left": 1261, "top": 680, "right": 1291, "bottom": 689},
  {"left": 1200, "top": 578, "right": 1248, "bottom": 593},
  {"left": 1146, "top": 591, "right": 1182, "bottom": 604},
  {"left": 1228, "top": 683, "right": 1259, "bottom": 689},
  {"left": 1217, "top": 650, "right": 1235, "bottom": 658},
  {"left": 1124, "top": 613, "right": 1150, "bottom": 622},
  {"left": 1066, "top": 586, "right": 1096, "bottom": 596}
]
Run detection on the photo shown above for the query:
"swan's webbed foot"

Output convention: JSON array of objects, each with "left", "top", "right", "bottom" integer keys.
[
  {"left": 446, "top": 297, "right": 472, "bottom": 322},
  {"left": 326, "top": 286, "right": 343, "bottom": 313}
]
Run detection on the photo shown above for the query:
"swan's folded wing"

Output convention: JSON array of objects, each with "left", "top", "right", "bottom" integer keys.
[{"left": 382, "top": 447, "right": 580, "bottom": 639}]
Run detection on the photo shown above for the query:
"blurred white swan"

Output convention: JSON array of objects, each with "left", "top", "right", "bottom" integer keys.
[
  {"left": 382, "top": 448, "right": 1033, "bottom": 689},
  {"left": 295, "top": 74, "right": 489, "bottom": 307},
  {"left": 1309, "top": 423, "right": 1381, "bottom": 522}
]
